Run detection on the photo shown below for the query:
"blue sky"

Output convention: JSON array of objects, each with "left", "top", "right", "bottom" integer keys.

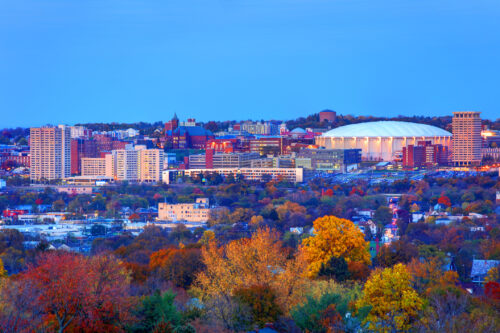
[{"left": 0, "top": 0, "right": 499, "bottom": 127}]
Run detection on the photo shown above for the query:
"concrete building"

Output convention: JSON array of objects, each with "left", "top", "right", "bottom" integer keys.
[
  {"left": 452, "top": 111, "right": 482, "bottom": 166},
  {"left": 112, "top": 149, "right": 139, "bottom": 181},
  {"left": 158, "top": 198, "right": 211, "bottom": 222},
  {"left": 81, "top": 155, "right": 113, "bottom": 177},
  {"left": 139, "top": 149, "right": 164, "bottom": 182},
  {"left": 108, "top": 148, "right": 164, "bottom": 182},
  {"left": 30, "top": 126, "right": 71, "bottom": 180},
  {"left": 69, "top": 126, "right": 91, "bottom": 139},
  {"left": 296, "top": 148, "right": 361, "bottom": 172},
  {"left": 188, "top": 154, "right": 207, "bottom": 169},
  {"left": 188, "top": 151, "right": 261, "bottom": 169},
  {"left": 241, "top": 121, "right": 278, "bottom": 135},
  {"left": 316, "top": 121, "right": 452, "bottom": 161},
  {"left": 184, "top": 167, "right": 304, "bottom": 183},
  {"left": 249, "top": 137, "right": 283, "bottom": 155}
]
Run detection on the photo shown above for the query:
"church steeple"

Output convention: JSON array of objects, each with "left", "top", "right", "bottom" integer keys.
[{"left": 172, "top": 112, "right": 179, "bottom": 121}]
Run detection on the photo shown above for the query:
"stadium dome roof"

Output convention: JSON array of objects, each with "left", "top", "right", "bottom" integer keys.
[{"left": 322, "top": 121, "right": 451, "bottom": 138}]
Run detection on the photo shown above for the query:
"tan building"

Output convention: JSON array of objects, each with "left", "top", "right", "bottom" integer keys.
[
  {"left": 452, "top": 111, "right": 482, "bottom": 166},
  {"left": 30, "top": 126, "right": 71, "bottom": 180},
  {"left": 139, "top": 149, "right": 164, "bottom": 182},
  {"left": 81, "top": 155, "right": 113, "bottom": 177},
  {"left": 158, "top": 198, "right": 210, "bottom": 222}
]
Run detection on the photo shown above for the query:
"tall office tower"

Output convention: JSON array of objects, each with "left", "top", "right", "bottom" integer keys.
[
  {"left": 30, "top": 126, "right": 71, "bottom": 180},
  {"left": 139, "top": 149, "right": 164, "bottom": 182},
  {"left": 452, "top": 111, "right": 482, "bottom": 166}
]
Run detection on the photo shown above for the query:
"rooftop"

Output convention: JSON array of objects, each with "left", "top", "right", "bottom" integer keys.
[{"left": 322, "top": 121, "right": 451, "bottom": 138}]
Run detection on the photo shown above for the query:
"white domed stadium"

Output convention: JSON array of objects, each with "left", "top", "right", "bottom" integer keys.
[{"left": 316, "top": 121, "right": 452, "bottom": 161}]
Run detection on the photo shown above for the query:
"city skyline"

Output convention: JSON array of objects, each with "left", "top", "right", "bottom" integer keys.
[{"left": 1, "top": 0, "right": 500, "bottom": 127}]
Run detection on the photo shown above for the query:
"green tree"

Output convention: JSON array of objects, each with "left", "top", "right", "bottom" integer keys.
[
  {"left": 131, "top": 290, "right": 181, "bottom": 332},
  {"left": 373, "top": 206, "right": 393, "bottom": 226},
  {"left": 318, "top": 256, "right": 351, "bottom": 282}
]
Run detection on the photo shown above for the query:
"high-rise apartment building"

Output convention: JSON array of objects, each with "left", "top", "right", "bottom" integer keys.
[
  {"left": 30, "top": 126, "right": 71, "bottom": 180},
  {"left": 110, "top": 147, "right": 164, "bottom": 182},
  {"left": 452, "top": 111, "right": 482, "bottom": 166},
  {"left": 139, "top": 149, "right": 164, "bottom": 182},
  {"left": 112, "top": 149, "right": 139, "bottom": 181}
]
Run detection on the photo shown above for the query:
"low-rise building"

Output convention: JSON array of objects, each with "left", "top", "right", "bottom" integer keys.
[
  {"left": 183, "top": 167, "right": 304, "bottom": 183},
  {"left": 158, "top": 198, "right": 211, "bottom": 222},
  {"left": 296, "top": 148, "right": 361, "bottom": 172},
  {"left": 81, "top": 155, "right": 113, "bottom": 177}
]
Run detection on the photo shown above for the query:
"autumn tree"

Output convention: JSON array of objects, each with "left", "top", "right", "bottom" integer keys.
[
  {"left": 374, "top": 240, "right": 418, "bottom": 268},
  {"left": 199, "top": 230, "right": 215, "bottom": 246},
  {"left": 149, "top": 246, "right": 203, "bottom": 289},
  {"left": 407, "top": 257, "right": 459, "bottom": 294},
  {"left": 416, "top": 285, "right": 472, "bottom": 332},
  {"left": 0, "top": 252, "right": 133, "bottom": 333},
  {"left": 301, "top": 215, "right": 370, "bottom": 277},
  {"left": 275, "top": 201, "right": 307, "bottom": 221},
  {"left": 233, "top": 285, "right": 282, "bottom": 328},
  {"left": 195, "top": 227, "right": 308, "bottom": 328},
  {"left": 356, "top": 263, "right": 423, "bottom": 332},
  {"left": 437, "top": 195, "right": 452, "bottom": 207}
]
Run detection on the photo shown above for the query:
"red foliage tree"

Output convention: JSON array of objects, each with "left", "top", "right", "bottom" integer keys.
[
  {"left": 0, "top": 252, "right": 133, "bottom": 333},
  {"left": 437, "top": 195, "right": 451, "bottom": 207},
  {"left": 484, "top": 281, "right": 500, "bottom": 301}
]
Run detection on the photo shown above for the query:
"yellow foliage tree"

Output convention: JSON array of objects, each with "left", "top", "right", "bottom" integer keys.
[
  {"left": 195, "top": 227, "right": 308, "bottom": 313},
  {"left": 301, "top": 215, "right": 370, "bottom": 277},
  {"left": 485, "top": 266, "right": 499, "bottom": 283},
  {"left": 199, "top": 230, "right": 215, "bottom": 246},
  {"left": 0, "top": 259, "right": 6, "bottom": 278},
  {"left": 249, "top": 215, "right": 264, "bottom": 227},
  {"left": 357, "top": 263, "right": 423, "bottom": 332}
]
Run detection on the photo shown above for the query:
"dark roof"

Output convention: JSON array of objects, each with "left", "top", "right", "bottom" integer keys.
[
  {"left": 173, "top": 126, "right": 213, "bottom": 136},
  {"left": 172, "top": 112, "right": 179, "bottom": 120}
]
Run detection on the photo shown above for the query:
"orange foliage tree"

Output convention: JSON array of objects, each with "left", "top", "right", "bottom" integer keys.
[
  {"left": 301, "top": 215, "right": 371, "bottom": 278},
  {"left": 195, "top": 227, "right": 308, "bottom": 315},
  {"left": 149, "top": 246, "right": 203, "bottom": 288},
  {"left": 407, "top": 257, "right": 459, "bottom": 294}
]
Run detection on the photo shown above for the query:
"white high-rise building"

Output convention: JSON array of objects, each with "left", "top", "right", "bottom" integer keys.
[
  {"left": 112, "top": 148, "right": 139, "bottom": 181},
  {"left": 110, "top": 147, "right": 164, "bottom": 182}
]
